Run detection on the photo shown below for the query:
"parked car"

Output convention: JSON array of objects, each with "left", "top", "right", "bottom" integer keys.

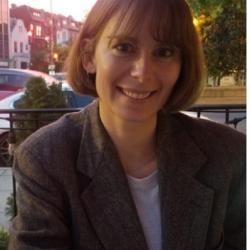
[
  {"left": 0, "top": 90, "right": 15, "bottom": 100},
  {"left": 52, "top": 72, "right": 67, "bottom": 82},
  {"left": 0, "top": 83, "right": 94, "bottom": 165},
  {"left": 0, "top": 68, "right": 58, "bottom": 92}
]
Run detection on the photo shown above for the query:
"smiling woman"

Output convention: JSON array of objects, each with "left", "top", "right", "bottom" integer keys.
[{"left": 9, "top": 0, "right": 245, "bottom": 249}]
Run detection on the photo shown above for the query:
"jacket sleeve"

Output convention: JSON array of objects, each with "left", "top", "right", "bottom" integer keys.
[
  {"left": 223, "top": 151, "right": 246, "bottom": 250},
  {"left": 8, "top": 144, "right": 72, "bottom": 250}
]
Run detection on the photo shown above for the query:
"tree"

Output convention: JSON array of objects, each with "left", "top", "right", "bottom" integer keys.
[
  {"left": 30, "top": 49, "right": 50, "bottom": 73},
  {"left": 189, "top": 0, "right": 246, "bottom": 86},
  {"left": 204, "top": 0, "right": 246, "bottom": 85},
  {"left": 53, "top": 44, "right": 72, "bottom": 72}
]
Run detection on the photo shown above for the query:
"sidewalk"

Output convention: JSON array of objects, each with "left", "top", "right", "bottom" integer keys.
[{"left": 0, "top": 168, "right": 12, "bottom": 229}]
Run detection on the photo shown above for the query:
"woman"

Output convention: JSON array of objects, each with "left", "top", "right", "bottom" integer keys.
[{"left": 9, "top": 0, "right": 245, "bottom": 249}]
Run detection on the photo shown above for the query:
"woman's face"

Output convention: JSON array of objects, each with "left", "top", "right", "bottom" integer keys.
[{"left": 87, "top": 15, "right": 182, "bottom": 123}]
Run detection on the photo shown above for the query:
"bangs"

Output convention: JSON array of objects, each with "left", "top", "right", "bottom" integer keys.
[
  {"left": 150, "top": 1, "right": 185, "bottom": 47},
  {"left": 110, "top": 0, "right": 189, "bottom": 48}
]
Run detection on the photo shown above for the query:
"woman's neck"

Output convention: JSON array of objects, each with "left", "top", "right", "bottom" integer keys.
[{"left": 99, "top": 105, "right": 158, "bottom": 178}]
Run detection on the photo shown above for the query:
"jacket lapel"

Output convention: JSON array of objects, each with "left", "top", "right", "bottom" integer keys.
[
  {"left": 75, "top": 103, "right": 214, "bottom": 250},
  {"left": 76, "top": 102, "right": 148, "bottom": 250},
  {"left": 157, "top": 114, "right": 214, "bottom": 250}
]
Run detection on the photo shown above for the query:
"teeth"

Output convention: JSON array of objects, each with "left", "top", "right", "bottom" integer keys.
[{"left": 121, "top": 88, "right": 152, "bottom": 99}]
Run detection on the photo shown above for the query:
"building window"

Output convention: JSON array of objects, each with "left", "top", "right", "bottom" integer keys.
[
  {"left": 35, "top": 26, "right": 42, "bottom": 36},
  {"left": 62, "top": 31, "right": 66, "bottom": 41},
  {"left": 19, "top": 25, "right": 23, "bottom": 32},
  {"left": 25, "top": 44, "right": 29, "bottom": 51},
  {"left": 14, "top": 41, "right": 18, "bottom": 53},
  {"left": 33, "top": 12, "right": 41, "bottom": 17},
  {"left": 20, "top": 42, "right": 23, "bottom": 53},
  {"left": 30, "top": 24, "right": 34, "bottom": 30}
]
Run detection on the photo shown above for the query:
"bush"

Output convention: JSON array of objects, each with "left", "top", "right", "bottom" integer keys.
[
  {"left": 0, "top": 226, "right": 9, "bottom": 250},
  {"left": 14, "top": 77, "right": 67, "bottom": 145}
]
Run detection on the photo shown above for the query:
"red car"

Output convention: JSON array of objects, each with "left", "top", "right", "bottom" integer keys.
[
  {"left": 0, "top": 90, "right": 15, "bottom": 100},
  {"left": 0, "top": 68, "right": 58, "bottom": 94}
]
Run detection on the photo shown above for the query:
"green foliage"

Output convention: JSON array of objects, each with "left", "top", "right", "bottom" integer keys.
[
  {"left": 203, "top": 0, "right": 246, "bottom": 85},
  {"left": 30, "top": 49, "right": 49, "bottom": 73},
  {"left": 5, "top": 194, "right": 14, "bottom": 221},
  {"left": 0, "top": 226, "right": 9, "bottom": 250},
  {"left": 18, "top": 77, "right": 66, "bottom": 109},
  {"left": 188, "top": 0, "right": 224, "bottom": 17},
  {"left": 53, "top": 44, "right": 72, "bottom": 72},
  {"left": 14, "top": 77, "right": 68, "bottom": 145},
  {"left": 189, "top": 0, "right": 246, "bottom": 86}
]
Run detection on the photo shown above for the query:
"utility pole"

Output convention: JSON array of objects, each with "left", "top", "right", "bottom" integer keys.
[{"left": 49, "top": 0, "right": 55, "bottom": 75}]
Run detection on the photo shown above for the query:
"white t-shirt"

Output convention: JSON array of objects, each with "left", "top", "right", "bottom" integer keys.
[{"left": 127, "top": 170, "right": 161, "bottom": 250}]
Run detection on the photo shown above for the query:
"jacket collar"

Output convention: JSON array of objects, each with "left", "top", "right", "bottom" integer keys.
[
  {"left": 76, "top": 102, "right": 214, "bottom": 250},
  {"left": 156, "top": 112, "right": 214, "bottom": 250}
]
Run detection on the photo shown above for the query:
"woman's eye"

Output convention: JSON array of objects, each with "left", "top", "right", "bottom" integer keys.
[
  {"left": 154, "top": 47, "right": 174, "bottom": 58},
  {"left": 113, "top": 43, "right": 135, "bottom": 54}
]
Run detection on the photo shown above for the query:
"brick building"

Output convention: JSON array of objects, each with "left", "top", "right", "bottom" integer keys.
[{"left": 10, "top": 4, "right": 81, "bottom": 64}]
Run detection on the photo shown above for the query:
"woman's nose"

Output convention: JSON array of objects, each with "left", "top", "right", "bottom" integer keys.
[{"left": 130, "top": 53, "right": 152, "bottom": 82}]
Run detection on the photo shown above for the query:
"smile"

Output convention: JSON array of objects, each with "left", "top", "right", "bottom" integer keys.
[{"left": 118, "top": 87, "right": 154, "bottom": 100}]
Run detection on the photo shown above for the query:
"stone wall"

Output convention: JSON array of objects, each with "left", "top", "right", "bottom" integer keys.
[{"left": 196, "top": 86, "right": 246, "bottom": 105}]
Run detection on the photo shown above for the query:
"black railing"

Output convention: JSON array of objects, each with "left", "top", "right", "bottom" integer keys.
[
  {"left": 189, "top": 104, "right": 246, "bottom": 126},
  {"left": 0, "top": 104, "right": 246, "bottom": 218},
  {"left": 0, "top": 103, "right": 246, "bottom": 135}
]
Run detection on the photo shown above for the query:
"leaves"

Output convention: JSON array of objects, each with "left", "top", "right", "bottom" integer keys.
[
  {"left": 0, "top": 226, "right": 9, "bottom": 250},
  {"left": 5, "top": 194, "right": 14, "bottom": 221},
  {"left": 14, "top": 77, "right": 68, "bottom": 145},
  {"left": 189, "top": 0, "right": 246, "bottom": 86}
]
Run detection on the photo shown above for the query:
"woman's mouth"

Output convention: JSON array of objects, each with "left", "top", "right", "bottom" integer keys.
[{"left": 118, "top": 87, "right": 155, "bottom": 100}]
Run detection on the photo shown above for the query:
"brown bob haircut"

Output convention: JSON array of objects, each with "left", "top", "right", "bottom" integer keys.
[{"left": 65, "top": 0, "right": 206, "bottom": 112}]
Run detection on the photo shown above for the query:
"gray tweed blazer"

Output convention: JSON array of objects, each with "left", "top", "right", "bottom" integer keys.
[{"left": 9, "top": 101, "right": 245, "bottom": 250}]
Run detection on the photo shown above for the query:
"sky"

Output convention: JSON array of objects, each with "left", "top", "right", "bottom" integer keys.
[{"left": 9, "top": 0, "right": 97, "bottom": 21}]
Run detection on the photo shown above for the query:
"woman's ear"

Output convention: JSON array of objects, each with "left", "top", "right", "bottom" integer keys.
[{"left": 81, "top": 39, "right": 96, "bottom": 73}]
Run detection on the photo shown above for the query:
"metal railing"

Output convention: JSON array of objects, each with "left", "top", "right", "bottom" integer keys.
[
  {"left": 0, "top": 104, "right": 246, "bottom": 218},
  {"left": 189, "top": 104, "right": 246, "bottom": 128}
]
